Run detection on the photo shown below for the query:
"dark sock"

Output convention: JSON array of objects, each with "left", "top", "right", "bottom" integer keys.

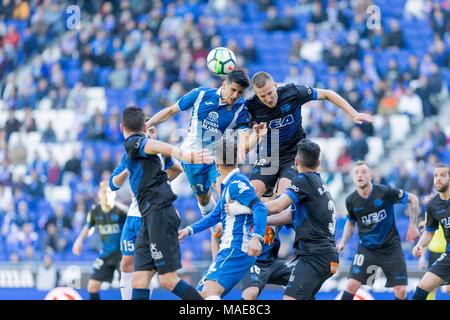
[
  {"left": 172, "top": 280, "right": 203, "bottom": 300},
  {"left": 341, "top": 291, "right": 355, "bottom": 300},
  {"left": 132, "top": 288, "right": 150, "bottom": 300},
  {"left": 89, "top": 292, "right": 100, "bottom": 300},
  {"left": 413, "top": 287, "right": 429, "bottom": 300}
]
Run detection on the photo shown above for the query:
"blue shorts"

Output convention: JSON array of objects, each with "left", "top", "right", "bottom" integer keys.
[
  {"left": 120, "top": 216, "right": 142, "bottom": 256},
  {"left": 197, "top": 248, "right": 256, "bottom": 297},
  {"left": 182, "top": 162, "right": 220, "bottom": 195}
]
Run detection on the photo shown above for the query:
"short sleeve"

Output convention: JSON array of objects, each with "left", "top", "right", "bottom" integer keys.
[
  {"left": 85, "top": 206, "right": 95, "bottom": 228},
  {"left": 425, "top": 206, "right": 439, "bottom": 232},
  {"left": 228, "top": 178, "right": 260, "bottom": 209},
  {"left": 176, "top": 88, "right": 201, "bottom": 111},
  {"left": 345, "top": 196, "right": 357, "bottom": 223},
  {"left": 124, "top": 135, "right": 150, "bottom": 159},
  {"left": 285, "top": 174, "right": 308, "bottom": 205},
  {"left": 385, "top": 186, "right": 408, "bottom": 204},
  {"left": 295, "top": 85, "right": 317, "bottom": 103}
]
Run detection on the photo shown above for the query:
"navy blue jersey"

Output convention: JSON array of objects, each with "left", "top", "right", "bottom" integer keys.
[
  {"left": 257, "top": 226, "right": 281, "bottom": 263},
  {"left": 425, "top": 194, "right": 450, "bottom": 252},
  {"left": 246, "top": 84, "right": 317, "bottom": 159},
  {"left": 346, "top": 184, "right": 408, "bottom": 249},
  {"left": 285, "top": 172, "right": 337, "bottom": 255},
  {"left": 123, "top": 133, "right": 177, "bottom": 215},
  {"left": 86, "top": 204, "right": 126, "bottom": 257}
]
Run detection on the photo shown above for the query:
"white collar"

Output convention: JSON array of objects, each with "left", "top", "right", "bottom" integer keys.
[{"left": 221, "top": 168, "right": 240, "bottom": 185}]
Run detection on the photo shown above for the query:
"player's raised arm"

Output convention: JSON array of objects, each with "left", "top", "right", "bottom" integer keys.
[
  {"left": 315, "top": 89, "right": 375, "bottom": 124},
  {"left": 146, "top": 104, "right": 179, "bottom": 128},
  {"left": 147, "top": 88, "right": 202, "bottom": 128},
  {"left": 143, "top": 138, "right": 213, "bottom": 165}
]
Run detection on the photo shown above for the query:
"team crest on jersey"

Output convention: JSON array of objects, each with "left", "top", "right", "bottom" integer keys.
[
  {"left": 207, "top": 111, "right": 219, "bottom": 122},
  {"left": 373, "top": 198, "right": 383, "bottom": 208}
]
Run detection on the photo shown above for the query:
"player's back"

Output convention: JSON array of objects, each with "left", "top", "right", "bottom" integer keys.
[
  {"left": 123, "top": 132, "right": 176, "bottom": 214},
  {"left": 285, "top": 172, "right": 336, "bottom": 255},
  {"left": 218, "top": 172, "right": 260, "bottom": 253},
  {"left": 345, "top": 184, "right": 407, "bottom": 250}
]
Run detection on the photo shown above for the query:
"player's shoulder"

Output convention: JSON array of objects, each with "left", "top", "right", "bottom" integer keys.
[
  {"left": 229, "top": 173, "right": 252, "bottom": 191},
  {"left": 124, "top": 133, "right": 146, "bottom": 151},
  {"left": 89, "top": 204, "right": 100, "bottom": 214},
  {"left": 427, "top": 194, "right": 443, "bottom": 208},
  {"left": 345, "top": 190, "right": 359, "bottom": 205},
  {"left": 245, "top": 93, "right": 260, "bottom": 108}
]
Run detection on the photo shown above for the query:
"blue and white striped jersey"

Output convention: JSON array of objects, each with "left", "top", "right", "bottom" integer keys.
[
  {"left": 176, "top": 87, "right": 250, "bottom": 153},
  {"left": 190, "top": 168, "right": 267, "bottom": 254}
]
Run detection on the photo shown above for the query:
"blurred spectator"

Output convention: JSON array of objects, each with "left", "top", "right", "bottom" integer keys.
[
  {"left": 348, "top": 127, "right": 368, "bottom": 161},
  {"left": 242, "top": 36, "right": 257, "bottom": 63},
  {"left": 397, "top": 86, "right": 423, "bottom": 123},
  {"left": 284, "top": 66, "right": 302, "bottom": 84},
  {"left": 300, "top": 24, "right": 323, "bottom": 63},
  {"left": 22, "top": 107, "right": 37, "bottom": 132},
  {"left": 36, "top": 254, "right": 59, "bottom": 291},
  {"left": 414, "top": 131, "right": 434, "bottom": 161},
  {"left": 4, "top": 109, "right": 21, "bottom": 142},
  {"left": 384, "top": 19, "right": 404, "bottom": 48},
  {"left": 430, "top": 122, "right": 448, "bottom": 153},
  {"left": 108, "top": 58, "right": 130, "bottom": 90},
  {"left": 41, "top": 121, "right": 57, "bottom": 143},
  {"left": 378, "top": 89, "right": 399, "bottom": 116},
  {"left": 80, "top": 60, "right": 98, "bottom": 87},
  {"left": 404, "top": 0, "right": 428, "bottom": 20}
]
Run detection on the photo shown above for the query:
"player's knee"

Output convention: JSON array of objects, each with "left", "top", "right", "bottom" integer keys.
[
  {"left": 394, "top": 286, "right": 407, "bottom": 299},
  {"left": 158, "top": 273, "right": 179, "bottom": 291},
  {"left": 197, "top": 194, "right": 210, "bottom": 206},
  {"left": 120, "top": 256, "right": 134, "bottom": 273},
  {"left": 346, "top": 279, "right": 361, "bottom": 294},
  {"left": 242, "top": 287, "right": 259, "bottom": 300},
  {"left": 132, "top": 272, "right": 150, "bottom": 289}
]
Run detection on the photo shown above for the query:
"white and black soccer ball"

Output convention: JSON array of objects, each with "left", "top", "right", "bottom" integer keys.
[{"left": 206, "top": 47, "right": 236, "bottom": 76}]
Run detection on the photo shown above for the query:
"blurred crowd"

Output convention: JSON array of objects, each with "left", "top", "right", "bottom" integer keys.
[{"left": 0, "top": 0, "right": 449, "bottom": 263}]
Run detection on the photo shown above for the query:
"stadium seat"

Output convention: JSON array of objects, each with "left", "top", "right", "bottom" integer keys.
[{"left": 389, "top": 114, "right": 410, "bottom": 144}]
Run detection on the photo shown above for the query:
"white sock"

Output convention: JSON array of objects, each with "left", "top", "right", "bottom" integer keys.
[
  {"left": 120, "top": 272, "right": 133, "bottom": 300},
  {"left": 198, "top": 197, "right": 217, "bottom": 216}
]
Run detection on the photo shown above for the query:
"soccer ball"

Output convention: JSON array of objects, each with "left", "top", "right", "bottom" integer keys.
[
  {"left": 44, "top": 287, "right": 83, "bottom": 300},
  {"left": 207, "top": 47, "right": 236, "bottom": 75}
]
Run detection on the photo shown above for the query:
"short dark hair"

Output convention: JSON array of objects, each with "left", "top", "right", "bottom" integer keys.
[
  {"left": 354, "top": 160, "right": 370, "bottom": 169},
  {"left": 225, "top": 69, "right": 250, "bottom": 89},
  {"left": 121, "top": 106, "right": 145, "bottom": 132},
  {"left": 297, "top": 139, "right": 321, "bottom": 169},
  {"left": 252, "top": 71, "right": 273, "bottom": 89},
  {"left": 216, "top": 136, "right": 238, "bottom": 168},
  {"left": 435, "top": 163, "right": 450, "bottom": 174}
]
